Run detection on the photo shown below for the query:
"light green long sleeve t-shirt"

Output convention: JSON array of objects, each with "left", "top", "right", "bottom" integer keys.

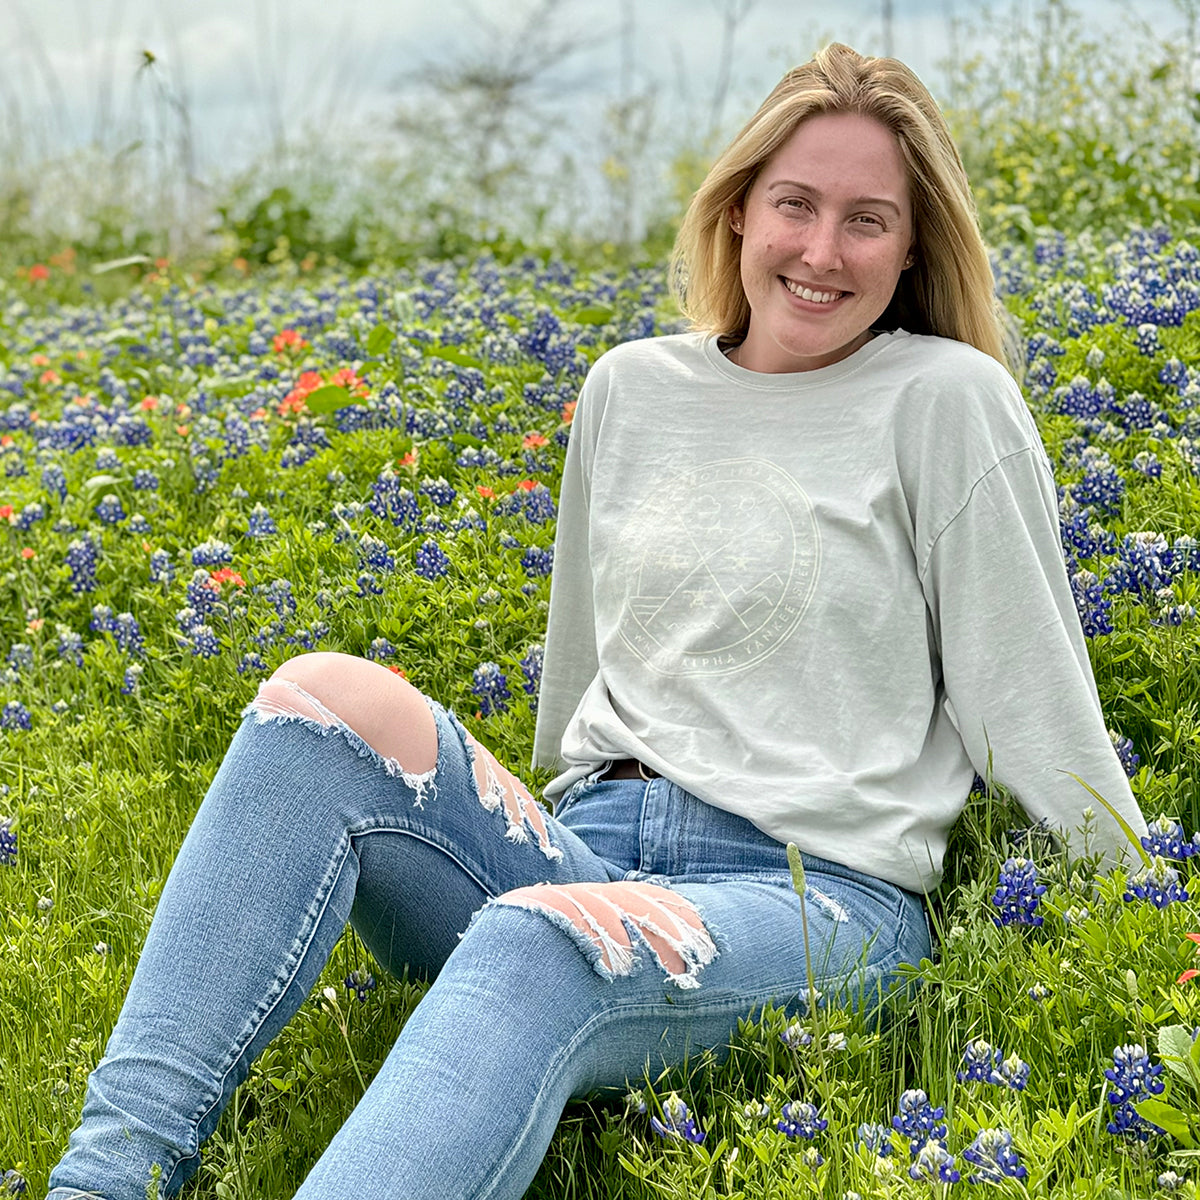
[{"left": 532, "top": 330, "right": 1147, "bottom": 893}]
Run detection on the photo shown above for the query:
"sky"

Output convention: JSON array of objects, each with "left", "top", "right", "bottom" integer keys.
[{"left": 0, "top": 0, "right": 1189, "bottom": 241}]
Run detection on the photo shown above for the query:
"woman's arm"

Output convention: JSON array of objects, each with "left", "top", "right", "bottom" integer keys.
[{"left": 922, "top": 442, "right": 1149, "bottom": 869}]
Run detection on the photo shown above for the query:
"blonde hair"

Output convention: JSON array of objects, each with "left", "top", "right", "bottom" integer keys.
[{"left": 671, "top": 43, "right": 1008, "bottom": 367}]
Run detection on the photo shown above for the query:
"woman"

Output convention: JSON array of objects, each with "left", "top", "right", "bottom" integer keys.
[{"left": 48, "top": 42, "right": 1146, "bottom": 1200}]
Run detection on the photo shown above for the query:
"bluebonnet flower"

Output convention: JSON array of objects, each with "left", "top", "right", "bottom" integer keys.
[
  {"left": 0, "top": 819, "right": 16, "bottom": 865},
  {"left": 415, "top": 540, "right": 450, "bottom": 580},
  {"left": 132, "top": 468, "right": 160, "bottom": 491},
  {"left": 57, "top": 629, "right": 84, "bottom": 666},
  {"left": 1132, "top": 451, "right": 1163, "bottom": 479},
  {"left": 42, "top": 462, "right": 67, "bottom": 500},
  {"left": 1028, "top": 982, "right": 1052, "bottom": 1002},
  {"left": 780, "top": 1021, "right": 813, "bottom": 1049},
  {"left": 1124, "top": 858, "right": 1190, "bottom": 908},
  {"left": 1072, "top": 457, "right": 1125, "bottom": 514},
  {"left": 358, "top": 534, "right": 395, "bottom": 573},
  {"left": 121, "top": 664, "right": 143, "bottom": 695},
  {"left": 522, "top": 483, "right": 557, "bottom": 524},
  {"left": 367, "top": 637, "right": 396, "bottom": 661},
  {"left": 776, "top": 1101, "right": 827, "bottom": 1139},
  {"left": 520, "top": 644, "right": 543, "bottom": 706},
  {"left": 128, "top": 513, "right": 152, "bottom": 535},
  {"left": 991, "top": 857, "right": 1046, "bottom": 926},
  {"left": 1141, "top": 816, "right": 1200, "bottom": 860},
  {"left": 190, "top": 539, "right": 233, "bottom": 568},
  {"left": 15, "top": 502, "right": 46, "bottom": 531},
  {"left": 420, "top": 476, "right": 456, "bottom": 507},
  {"left": 1071, "top": 568, "right": 1113, "bottom": 638},
  {"left": 1161, "top": 602, "right": 1197, "bottom": 626},
  {"left": 891, "top": 1089, "right": 947, "bottom": 1153},
  {"left": 1, "top": 1167, "right": 26, "bottom": 1193},
  {"left": 855, "top": 1122, "right": 893, "bottom": 1157},
  {"left": 5, "top": 645, "right": 32, "bottom": 673},
  {"left": 742, "top": 1101, "right": 770, "bottom": 1121},
  {"left": 286, "top": 623, "right": 329, "bottom": 651},
  {"left": 237, "top": 651, "right": 268, "bottom": 675},
  {"left": 1161, "top": 358, "right": 1190, "bottom": 389},
  {"left": 261, "top": 579, "right": 297, "bottom": 617},
  {"left": 357, "top": 573, "right": 384, "bottom": 598},
  {"left": 185, "top": 571, "right": 220, "bottom": 619},
  {"left": 908, "top": 1142, "right": 960, "bottom": 1184},
  {"left": 1107, "top": 530, "right": 1177, "bottom": 596},
  {"left": 344, "top": 970, "right": 377, "bottom": 1002},
  {"left": 149, "top": 549, "right": 176, "bottom": 587},
  {"left": 90, "top": 605, "right": 116, "bottom": 633},
  {"left": 962, "top": 1129, "right": 1027, "bottom": 1183},
  {"left": 957, "top": 1039, "right": 1030, "bottom": 1089},
  {"left": 471, "top": 662, "right": 511, "bottom": 716},
  {"left": 650, "top": 1093, "right": 705, "bottom": 1144},
  {"left": 521, "top": 547, "right": 554, "bottom": 577},
  {"left": 1110, "top": 729, "right": 1140, "bottom": 777},
  {"left": 65, "top": 534, "right": 100, "bottom": 592},
  {"left": 95, "top": 447, "right": 122, "bottom": 470},
  {"left": 1135, "top": 323, "right": 1161, "bottom": 355},
  {"left": 1104, "top": 1043, "right": 1166, "bottom": 1140},
  {"left": 1055, "top": 375, "right": 1105, "bottom": 419},
  {"left": 0, "top": 701, "right": 31, "bottom": 732},
  {"left": 113, "top": 612, "right": 144, "bottom": 656},
  {"left": 369, "top": 471, "right": 420, "bottom": 526},
  {"left": 246, "top": 504, "right": 277, "bottom": 538},
  {"left": 1158, "top": 1170, "right": 1184, "bottom": 1190},
  {"left": 190, "top": 625, "right": 221, "bottom": 658}
]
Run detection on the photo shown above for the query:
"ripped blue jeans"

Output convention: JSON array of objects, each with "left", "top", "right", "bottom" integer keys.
[{"left": 48, "top": 685, "right": 930, "bottom": 1200}]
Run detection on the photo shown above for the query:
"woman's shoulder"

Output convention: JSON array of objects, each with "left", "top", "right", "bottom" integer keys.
[
  {"left": 882, "top": 330, "right": 1018, "bottom": 391},
  {"left": 586, "top": 331, "right": 708, "bottom": 380}
]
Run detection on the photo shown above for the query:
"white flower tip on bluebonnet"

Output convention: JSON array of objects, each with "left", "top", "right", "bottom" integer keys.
[
  {"left": 743, "top": 1100, "right": 770, "bottom": 1121},
  {"left": 37, "top": 896, "right": 52, "bottom": 912},
  {"left": 662, "top": 1093, "right": 688, "bottom": 1124},
  {"left": 826, "top": 1031, "right": 847, "bottom": 1051},
  {"left": 93, "top": 942, "right": 109, "bottom": 955}
]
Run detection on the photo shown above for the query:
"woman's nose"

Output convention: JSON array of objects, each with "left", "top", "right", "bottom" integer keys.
[{"left": 800, "top": 217, "right": 843, "bottom": 272}]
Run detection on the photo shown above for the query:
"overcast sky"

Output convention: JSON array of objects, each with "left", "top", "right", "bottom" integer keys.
[{"left": 0, "top": 0, "right": 1185, "bottom": 174}]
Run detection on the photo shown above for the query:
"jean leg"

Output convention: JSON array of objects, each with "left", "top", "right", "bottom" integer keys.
[
  {"left": 48, "top": 705, "right": 610, "bottom": 1200},
  {"left": 290, "top": 869, "right": 928, "bottom": 1200}
]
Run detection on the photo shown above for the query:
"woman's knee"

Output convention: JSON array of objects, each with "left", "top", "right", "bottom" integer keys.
[{"left": 257, "top": 651, "right": 438, "bottom": 772}]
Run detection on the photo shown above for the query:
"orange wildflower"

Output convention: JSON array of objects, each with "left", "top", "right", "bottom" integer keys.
[
  {"left": 476, "top": 485, "right": 495, "bottom": 499},
  {"left": 26, "top": 617, "right": 44, "bottom": 633},
  {"left": 28, "top": 263, "right": 49, "bottom": 282},
  {"left": 175, "top": 425, "right": 190, "bottom": 437},
  {"left": 31, "top": 353, "right": 49, "bottom": 367},
  {"left": 0, "top": 435, "right": 12, "bottom": 447},
  {"left": 0, "top": 505, "right": 13, "bottom": 521},
  {"left": 272, "top": 328, "right": 309, "bottom": 354},
  {"left": 329, "top": 367, "right": 368, "bottom": 396},
  {"left": 1178, "top": 933, "right": 1200, "bottom": 983},
  {"left": 387, "top": 665, "right": 408, "bottom": 677},
  {"left": 39, "top": 369, "right": 60, "bottom": 385},
  {"left": 562, "top": 400, "right": 577, "bottom": 424},
  {"left": 20, "top": 548, "right": 35, "bottom": 559},
  {"left": 140, "top": 396, "right": 159, "bottom": 411},
  {"left": 210, "top": 568, "right": 246, "bottom": 588},
  {"left": 523, "top": 432, "right": 548, "bottom": 449},
  {"left": 516, "top": 479, "right": 537, "bottom": 492},
  {"left": 398, "top": 451, "right": 418, "bottom": 467}
]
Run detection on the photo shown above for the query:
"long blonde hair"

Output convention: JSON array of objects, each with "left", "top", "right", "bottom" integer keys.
[{"left": 671, "top": 43, "right": 1007, "bottom": 367}]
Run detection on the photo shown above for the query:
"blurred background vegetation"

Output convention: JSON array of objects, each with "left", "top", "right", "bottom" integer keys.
[{"left": 0, "top": 0, "right": 1198, "bottom": 278}]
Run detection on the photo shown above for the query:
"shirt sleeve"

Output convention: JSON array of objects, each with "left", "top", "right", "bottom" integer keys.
[
  {"left": 531, "top": 384, "right": 600, "bottom": 771},
  {"left": 921, "top": 444, "right": 1148, "bottom": 870}
]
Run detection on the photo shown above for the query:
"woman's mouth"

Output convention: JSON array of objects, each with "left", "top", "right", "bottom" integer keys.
[{"left": 781, "top": 277, "right": 848, "bottom": 304}]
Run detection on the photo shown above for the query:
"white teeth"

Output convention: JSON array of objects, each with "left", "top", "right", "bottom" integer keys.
[{"left": 782, "top": 278, "right": 844, "bottom": 303}]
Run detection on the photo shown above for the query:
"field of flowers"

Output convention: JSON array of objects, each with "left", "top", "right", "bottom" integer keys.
[{"left": 2, "top": 223, "right": 1200, "bottom": 1199}]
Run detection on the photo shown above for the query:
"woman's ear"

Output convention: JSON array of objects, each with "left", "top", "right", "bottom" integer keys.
[{"left": 728, "top": 205, "right": 744, "bottom": 235}]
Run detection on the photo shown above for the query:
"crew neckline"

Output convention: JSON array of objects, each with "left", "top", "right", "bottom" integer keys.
[{"left": 703, "top": 328, "right": 908, "bottom": 390}]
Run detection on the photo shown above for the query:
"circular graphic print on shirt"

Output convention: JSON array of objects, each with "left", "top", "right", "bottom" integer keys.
[{"left": 618, "top": 457, "right": 820, "bottom": 676}]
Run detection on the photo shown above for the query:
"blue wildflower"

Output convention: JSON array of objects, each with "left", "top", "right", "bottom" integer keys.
[
  {"left": 521, "top": 546, "right": 554, "bottom": 577},
  {"left": 1135, "top": 323, "right": 1161, "bottom": 356},
  {"left": 1104, "top": 1043, "right": 1166, "bottom": 1140},
  {"left": 57, "top": 629, "right": 84, "bottom": 666},
  {"left": 65, "top": 534, "right": 100, "bottom": 593},
  {"left": 357, "top": 573, "right": 384, "bottom": 598},
  {"left": 113, "top": 612, "right": 144, "bottom": 656},
  {"left": 185, "top": 571, "right": 220, "bottom": 619},
  {"left": 962, "top": 1128, "right": 1027, "bottom": 1183},
  {"left": 237, "top": 651, "right": 268, "bottom": 675},
  {"left": 121, "top": 664, "right": 143, "bottom": 695},
  {"left": 0, "top": 701, "right": 31, "bottom": 732},
  {"left": 1071, "top": 454, "right": 1125, "bottom": 514},
  {"left": 191, "top": 539, "right": 233, "bottom": 567},
  {"left": 650, "top": 1093, "right": 705, "bottom": 1144},
  {"left": 149, "top": 549, "right": 176, "bottom": 587},
  {"left": 367, "top": 637, "right": 396, "bottom": 661},
  {"left": 855, "top": 1122, "right": 894, "bottom": 1157},
  {"left": 957, "top": 1039, "right": 1030, "bottom": 1090},
  {"left": 246, "top": 504, "right": 277, "bottom": 538},
  {"left": 1132, "top": 451, "right": 1162, "bottom": 479},
  {"left": 1070, "top": 568, "right": 1113, "bottom": 637},
  {"left": 1, "top": 1167, "right": 26, "bottom": 1193},
  {"left": 42, "top": 463, "right": 67, "bottom": 500},
  {"left": 358, "top": 534, "right": 395, "bottom": 573},
  {"left": 780, "top": 1020, "right": 813, "bottom": 1050},
  {"left": 5, "top": 644, "right": 32, "bottom": 673},
  {"left": 991, "top": 857, "right": 1046, "bottom": 926},
  {"left": 519, "top": 644, "right": 543, "bottom": 705},
  {"left": 90, "top": 605, "right": 116, "bottom": 633},
  {"left": 132, "top": 469, "right": 160, "bottom": 491},
  {"left": 94, "top": 493, "right": 126, "bottom": 524},
  {"left": 1141, "top": 816, "right": 1200, "bottom": 860},
  {"left": 261, "top": 579, "right": 297, "bottom": 617},
  {"left": 1110, "top": 730, "right": 1140, "bottom": 777},
  {"left": 891, "top": 1089, "right": 947, "bottom": 1153},
  {"left": 420, "top": 476, "right": 456, "bottom": 507},
  {"left": 0, "top": 819, "right": 16, "bottom": 865},
  {"left": 775, "top": 1101, "right": 827, "bottom": 1139},
  {"left": 908, "top": 1142, "right": 960, "bottom": 1184},
  {"left": 1107, "top": 531, "right": 1177, "bottom": 596},
  {"left": 15, "top": 502, "right": 46, "bottom": 531},
  {"left": 1124, "top": 858, "right": 1190, "bottom": 908},
  {"left": 471, "top": 662, "right": 511, "bottom": 716},
  {"left": 344, "top": 970, "right": 377, "bottom": 1002},
  {"left": 415, "top": 540, "right": 450, "bottom": 580},
  {"left": 190, "top": 625, "right": 221, "bottom": 658}
]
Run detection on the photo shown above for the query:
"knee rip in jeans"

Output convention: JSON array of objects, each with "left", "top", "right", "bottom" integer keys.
[
  {"left": 245, "top": 679, "right": 562, "bottom": 861},
  {"left": 493, "top": 881, "right": 718, "bottom": 989}
]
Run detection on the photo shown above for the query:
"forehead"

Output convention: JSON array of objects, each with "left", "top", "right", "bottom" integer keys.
[{"left": 756, "top": 112, "right": 910, "bottom": 199}]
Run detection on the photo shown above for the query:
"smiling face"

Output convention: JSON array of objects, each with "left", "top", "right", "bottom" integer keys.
[{"left": 729, "top": 111, "right": 914, "bottom": 374}]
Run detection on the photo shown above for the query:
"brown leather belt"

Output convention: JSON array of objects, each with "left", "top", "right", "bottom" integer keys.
[{"left": 599, "top": 758, "right": 660, "bottom": 781}]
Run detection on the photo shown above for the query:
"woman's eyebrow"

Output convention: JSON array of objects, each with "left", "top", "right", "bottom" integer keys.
[{"left": 764, "top": 180, "right": 903, "bottom": 215}]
